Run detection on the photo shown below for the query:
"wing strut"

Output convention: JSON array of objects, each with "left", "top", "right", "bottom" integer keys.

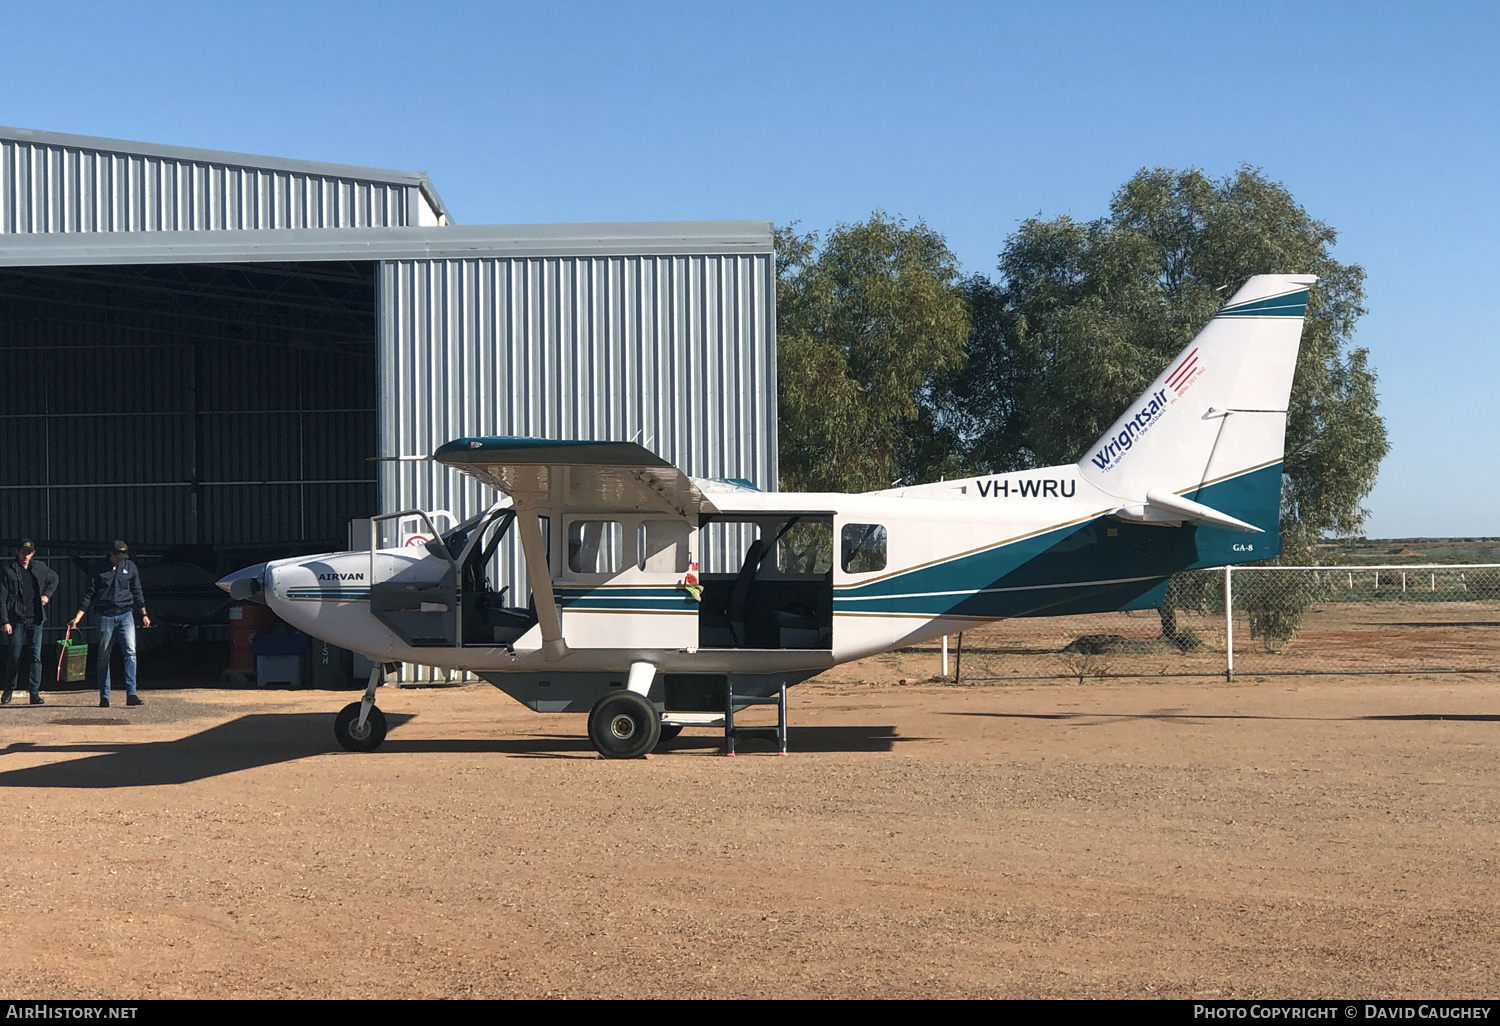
[{"left": 515, "top": 508, "right": 570, "bottom": 661}]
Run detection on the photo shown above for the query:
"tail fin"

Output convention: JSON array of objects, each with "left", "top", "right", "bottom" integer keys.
[{"left": 1078, "top": 274, "right": 1315, "bottom": 543}]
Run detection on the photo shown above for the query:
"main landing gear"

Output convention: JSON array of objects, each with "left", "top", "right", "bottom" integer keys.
[
  {"left": 587, "top": 690, "right": 660, "bottom": 759},
  {"left": 334, "top": 662, "right": 392, "bottom": 752},
  {"left": 587, "top": 661, "right": 664, "bottom": 759}
]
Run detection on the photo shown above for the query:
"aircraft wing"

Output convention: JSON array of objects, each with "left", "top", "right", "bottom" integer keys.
[{"left": 432, "top": 437, "right": 719, "bottom": 517}]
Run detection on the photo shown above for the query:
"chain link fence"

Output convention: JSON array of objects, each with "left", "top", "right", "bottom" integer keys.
[{"left": 912, "top": 564, "right": 1500, "bottom": 681}]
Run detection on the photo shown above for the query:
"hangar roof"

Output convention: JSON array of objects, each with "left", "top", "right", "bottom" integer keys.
[
  {"left": 0, "top": 124, "right": 451, "bottom": 225},
  {"left": 0, "top": 221, "right": 775, "bottom": 267}
]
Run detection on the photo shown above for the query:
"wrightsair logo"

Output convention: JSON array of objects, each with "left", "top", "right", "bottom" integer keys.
[
  {"left": 1090, "top": 389, "right": 1169, "bottom": 471},
  {"left": 1088, "top": 348, "right": 1204, "bottom": 473},
  {"left": 1165, "top": 347, "right": 1202, "bottom": 393}
]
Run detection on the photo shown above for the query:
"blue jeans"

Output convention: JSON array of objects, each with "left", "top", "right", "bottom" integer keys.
[
  {"left": 5, "top": 622, "right": 45, "bottom": 700},
  {"left": 97, "top": 613, "right": 138, "bottom": 700}
]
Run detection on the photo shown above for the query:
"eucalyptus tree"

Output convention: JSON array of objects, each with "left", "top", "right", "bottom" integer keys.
[
  {"left": 942, "top": 167, "right": 1388, "bottom": 645},
  {"left": 776, "top": 214, "right": 971, "bottom": 494}
]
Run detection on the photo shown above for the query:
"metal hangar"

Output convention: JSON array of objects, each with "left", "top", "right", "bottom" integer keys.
[{"left": 0, "top": 125, "right": 775, "bottom": 677}]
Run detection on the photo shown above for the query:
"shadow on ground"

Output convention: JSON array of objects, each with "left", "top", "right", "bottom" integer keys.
[
  {"left": 951, "top": 710, "right": 1500, "bottom": 725},
  {"left": 669, "top": 725, "right": 906, "bottom": 754},
  {"left": 0, "top": 712, "right": 414, "bottom": 788},
  {"left": 384, "top": 725, "right": 906, "bottom": 757},
  {"left": 0, "top": 715, "right": 905, "bottom": 786}
]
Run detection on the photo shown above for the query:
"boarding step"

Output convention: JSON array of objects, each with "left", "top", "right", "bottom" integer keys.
[
  {"left": 723, "top": 681, "right": 788, "bottom": 757},
  {"left": 660, "top": 711, "right": 725, "bottom": 728}
]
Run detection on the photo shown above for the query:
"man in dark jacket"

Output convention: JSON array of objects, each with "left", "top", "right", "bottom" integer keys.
[
  {"left": 2, "top": 539, "right": 60, "bottom": 706},
  {"left": 69, "top": 540, "right": 151, "bottom": 709}
]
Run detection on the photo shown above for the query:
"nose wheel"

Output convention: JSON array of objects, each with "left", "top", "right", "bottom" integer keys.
[
  {"left": 334, "top": 662, "right": 391, "bottom": 752},
  {"left": 334, "top": 701, "right": 387, "bottom": 751}
]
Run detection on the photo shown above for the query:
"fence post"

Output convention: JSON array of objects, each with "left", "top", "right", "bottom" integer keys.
[
  {"left": 1224, "top": 565, "right": 1234, "bottom": 682},
  {"left": 954, "top": 632, "right": 964, "bottom": 685},
  {"left": 941, "top": 634, "right": 949, "bottom": 677}
]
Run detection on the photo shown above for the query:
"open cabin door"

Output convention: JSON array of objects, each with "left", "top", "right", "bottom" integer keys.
[
  {"left": 698, "top": 514, "right": 834, "bottom": 650},
  {"left": 368, "top": 510, "right": 460, "bottom": 648},
  {"left": 455, "top": 506, "right": 538, "bottom": 647}
]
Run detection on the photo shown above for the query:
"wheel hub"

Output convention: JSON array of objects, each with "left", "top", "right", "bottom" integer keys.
[{"left": 609, "top": 714, "right": 637, "bottom": 740}]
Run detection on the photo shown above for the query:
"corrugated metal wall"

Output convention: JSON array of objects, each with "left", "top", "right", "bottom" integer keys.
[
  {"left": 1, "top": 136, "right": 423, "bottom": 233},
  {"left": 378, "top": 251, "right": 777, "bottom": 607}
]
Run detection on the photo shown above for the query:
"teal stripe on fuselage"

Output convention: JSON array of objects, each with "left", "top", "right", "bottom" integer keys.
[
  {"left": 287, "top": 588, "right": 371, "bottom": 600},
  {"left": 555, "top": 587, "right": 686, "bottom": 597},
  {"left": 835, "top": 463, "right": 1282, "bottom": 618},
  {"left": 560, "top": 601, "right": 695, "bottom": 611},
  {"left": 556, "top": 586, "right": 696, "bottom": 612}
]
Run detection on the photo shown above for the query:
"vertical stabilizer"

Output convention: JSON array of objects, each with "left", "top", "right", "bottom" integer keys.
[{"left": 1077, "top": 275, "right": 1315, "bottom": 524}]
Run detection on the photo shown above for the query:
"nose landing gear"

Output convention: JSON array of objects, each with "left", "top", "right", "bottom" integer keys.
[
  {"left": 334, "top": 700, "right": 388, "bottom": 751},
  {"left": 334, "top": 662, "right": 393, "bottom": 752}
]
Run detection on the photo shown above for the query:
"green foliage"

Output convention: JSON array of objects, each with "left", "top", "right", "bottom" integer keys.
[
  {"left": 1235, "top": 569, "right": 1335, "bottom": 653},
  {"left": 1325, "top": 539, "right": 1500, "bottom": 565},
  {"left": 776, "top": 214, "right": 970, "bottom": 492}
]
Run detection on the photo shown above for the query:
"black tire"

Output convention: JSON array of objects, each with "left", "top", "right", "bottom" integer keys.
[
  {"left": 655, "top": 723, "right": 684, "bottom": 749},
  {"left": 588, "top": 691, "right": 660, "bottom": 759},
  {"left": 334, "top": 701, "right": 388, "bottom": 752}
]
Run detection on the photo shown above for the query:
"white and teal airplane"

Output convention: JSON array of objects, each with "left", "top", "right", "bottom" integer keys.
[{"left": 219, "top": 273, "right": 1315, "bottom": 758}]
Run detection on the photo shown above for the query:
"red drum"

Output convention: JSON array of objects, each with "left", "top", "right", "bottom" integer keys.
[{"left": 229, "top": 603, "right": 280, "bottom": 671}]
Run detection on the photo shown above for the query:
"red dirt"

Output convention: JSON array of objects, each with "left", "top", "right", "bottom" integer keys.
[{"left": 3, "top": 668, "right": 1499, "bottom": 998}]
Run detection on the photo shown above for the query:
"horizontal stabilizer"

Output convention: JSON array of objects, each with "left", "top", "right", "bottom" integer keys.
[{"left": 1114, "top": 489, "right": 1265, "bottom": 533}]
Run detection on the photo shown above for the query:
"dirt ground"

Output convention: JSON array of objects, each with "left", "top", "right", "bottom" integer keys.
[{"left": 3, "top": 663, "right": 1499, "bottom": 998}]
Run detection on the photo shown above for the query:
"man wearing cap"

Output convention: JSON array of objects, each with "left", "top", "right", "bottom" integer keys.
[
  {"left": 2, "top": 540, "right": 60, "bottom": 706},
  {"left": 69, "top": 541, "right": 151, "bottom": 709}
]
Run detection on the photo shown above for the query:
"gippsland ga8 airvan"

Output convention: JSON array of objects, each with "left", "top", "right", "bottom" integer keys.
[{"left": 218, "top": 273, "right": 1315, "bottom": 759}]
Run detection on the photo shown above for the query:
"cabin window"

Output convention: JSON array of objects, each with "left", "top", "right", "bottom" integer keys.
[
  {"left": 568, "top": 519, "right": 624, "bottom": 574},
  {"left": 699, "top": 521, "right": 760, "bottom": 574},
  {"left": 637, "top": 520, "right": 691, "bottom": 573},
  {"left": 841, "top": 523, "right": 887, "bottom": 573}
]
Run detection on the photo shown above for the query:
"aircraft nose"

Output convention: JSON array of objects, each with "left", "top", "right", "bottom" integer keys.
[{"left": 216, "top": 562, "right": 268, "bottom": 602}]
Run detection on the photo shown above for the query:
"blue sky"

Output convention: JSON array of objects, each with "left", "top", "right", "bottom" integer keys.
[{"left": 6, "top": 1, "right": 1496, "bottom": 537}]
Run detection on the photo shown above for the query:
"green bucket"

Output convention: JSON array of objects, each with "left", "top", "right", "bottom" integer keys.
[{"left": 57, "top": 637, "right": 88, "bottom": 683}]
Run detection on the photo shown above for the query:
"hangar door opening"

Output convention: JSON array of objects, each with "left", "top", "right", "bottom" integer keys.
[{"left": 0, "top": 261, "right": 377, "bottom": 678}]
